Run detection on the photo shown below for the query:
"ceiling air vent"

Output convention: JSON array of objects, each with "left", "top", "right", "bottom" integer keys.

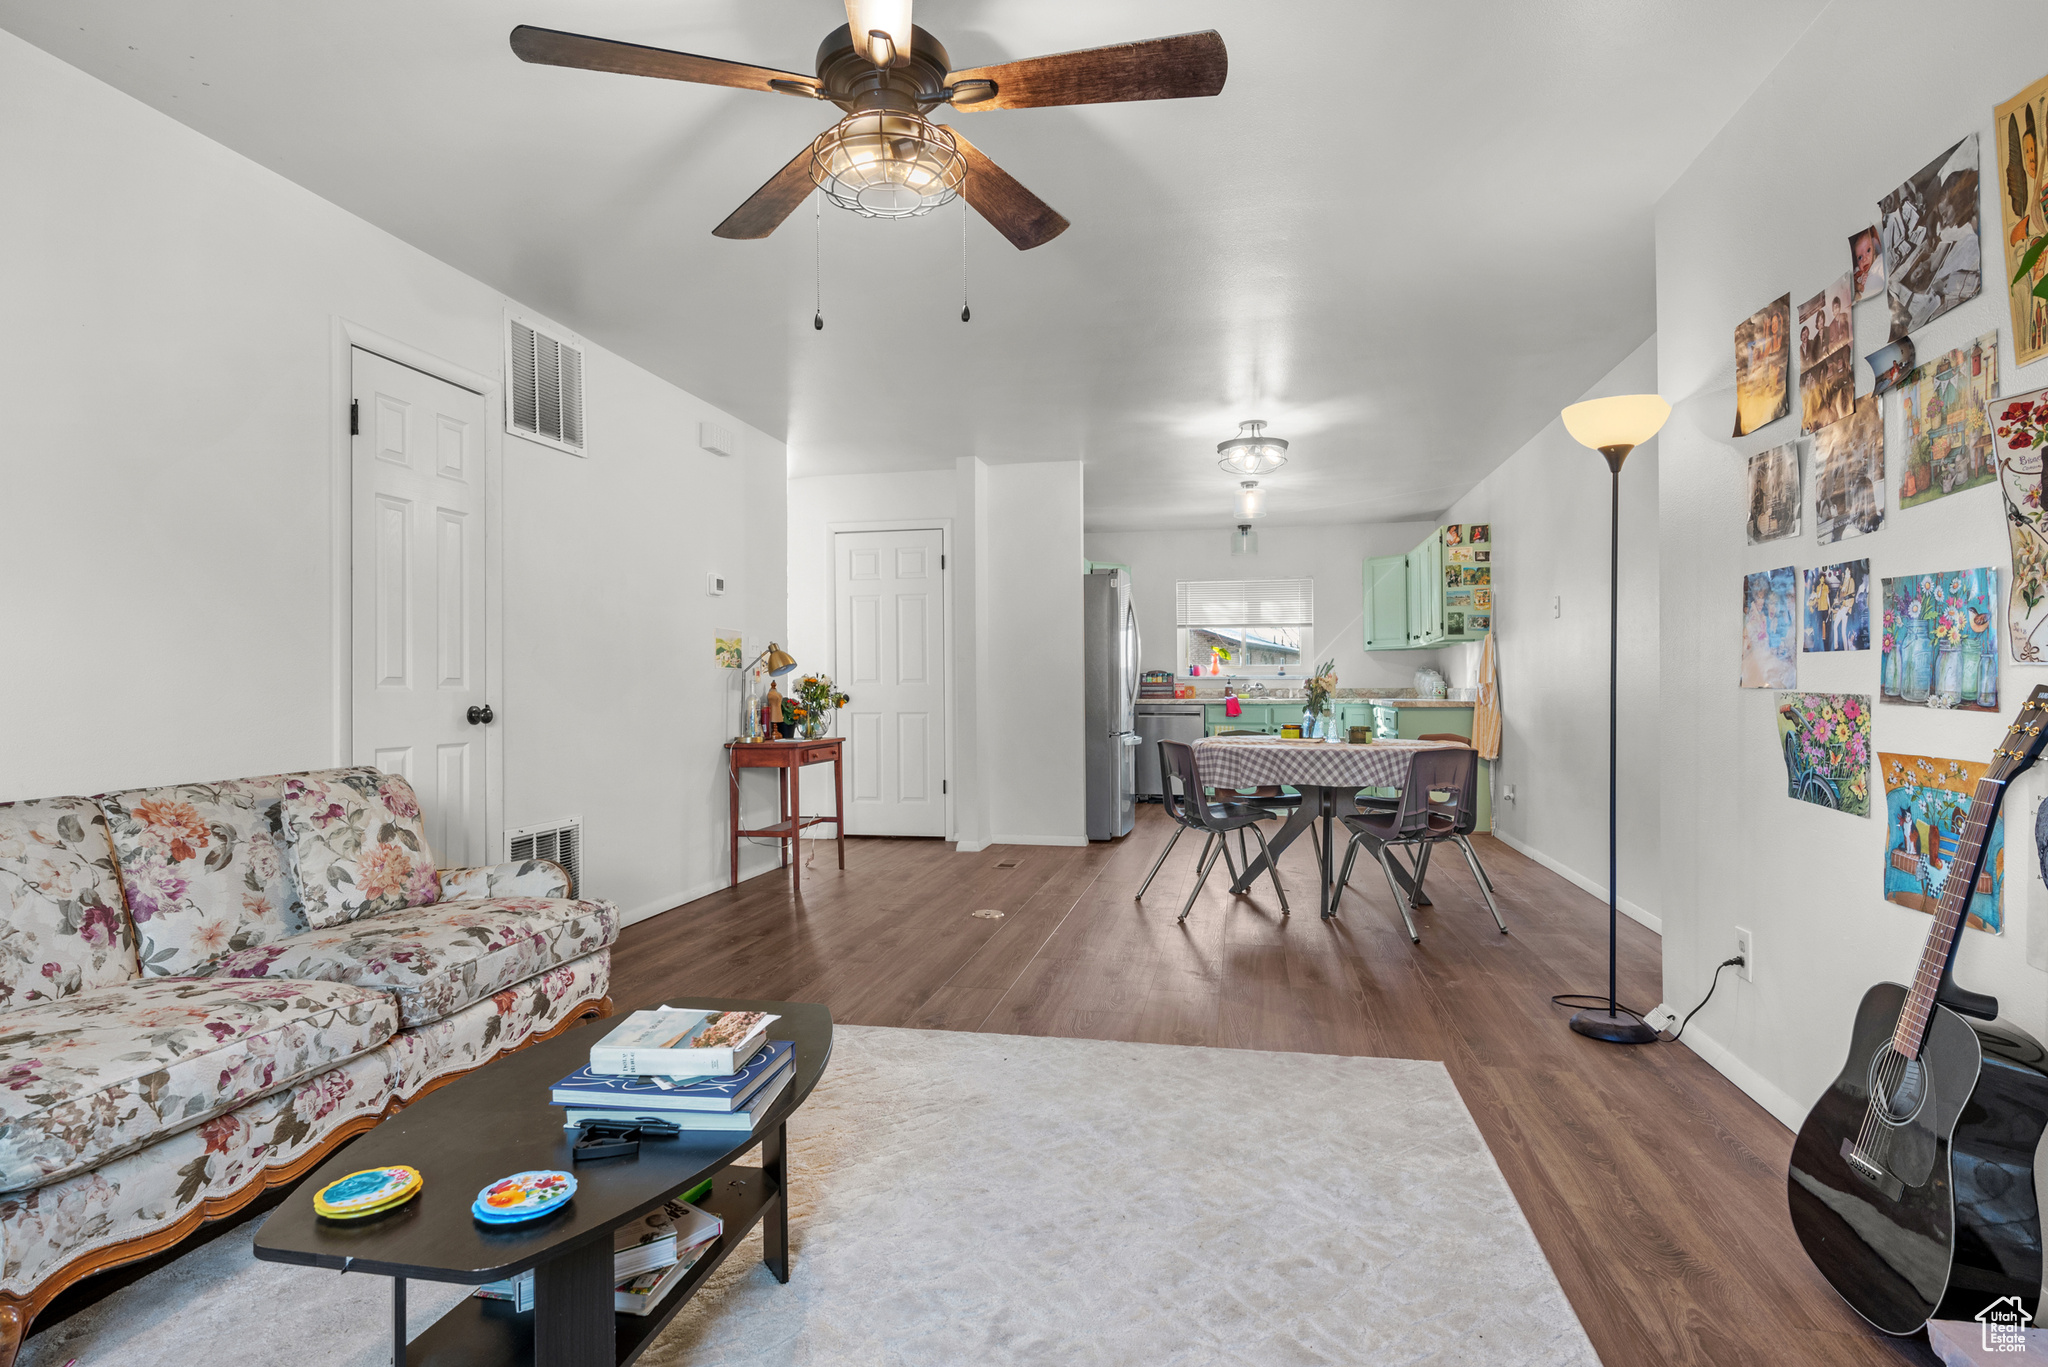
[
  {"left": 508, "top": 818, "right": 582, "bottom": 897},
  {"left": 507, "top": 316, "right": 586, "bottom": 457}
]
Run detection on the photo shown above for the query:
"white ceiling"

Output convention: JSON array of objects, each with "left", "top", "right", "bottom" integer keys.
[{"left": 1, "top": 1, "right": 1823, "bottom": 529}]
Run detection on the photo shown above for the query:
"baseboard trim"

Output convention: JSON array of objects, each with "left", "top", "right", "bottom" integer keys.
[
  {"left": 1666, "top": 1020, "right": 1805, "bottom": 1132},
  {"left": 1490, "top": 828, "right": 1661, "bottom": 933},
  {"left": 990, "top": 834, "right": 1089, "bottom": 847},
  {"left": 617, "top": 860, "right": 785, "bottom": 927},
  {"left": 954, "top": 840, "right": 990, "bottom": 853}
]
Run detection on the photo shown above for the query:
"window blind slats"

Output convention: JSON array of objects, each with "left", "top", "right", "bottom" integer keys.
[{"left": 1175, "top": 579, "right": 1314, "bottom": 628}]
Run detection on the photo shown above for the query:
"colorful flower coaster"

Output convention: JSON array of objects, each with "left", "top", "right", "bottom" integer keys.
[
  {"left": 315, "top": 1166, "right": 422, "bottom": 1219},
  {"left": 472, "top": 1169, "right": 576, "bottom": 1224}
]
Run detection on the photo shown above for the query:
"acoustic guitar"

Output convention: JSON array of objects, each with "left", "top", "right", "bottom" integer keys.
[{"left": 1789, "top": 685, "right": 2048, "bottom": 1334}]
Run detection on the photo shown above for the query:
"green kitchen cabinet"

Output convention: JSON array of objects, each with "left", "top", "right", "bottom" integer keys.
[
  {"left": 1406, "top": 534, "right": 1443, "bottom": 646},
  {"left": 1362, "top": 555, "right": 1410, "bottom": 650}
]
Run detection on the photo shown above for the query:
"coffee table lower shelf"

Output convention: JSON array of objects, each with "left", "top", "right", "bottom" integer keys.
[{"left": 407, "top": 1163, "right": 778, "bottom": 1367}]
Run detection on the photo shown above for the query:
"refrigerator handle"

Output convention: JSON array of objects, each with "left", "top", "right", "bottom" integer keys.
[{"left": 1125, "top": 601, "right": 1142, "bottom": 711}]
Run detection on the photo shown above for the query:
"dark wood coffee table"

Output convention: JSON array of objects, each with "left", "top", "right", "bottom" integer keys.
[{"left": 255, "top": 997, "right": 832, "bottom": 1367}]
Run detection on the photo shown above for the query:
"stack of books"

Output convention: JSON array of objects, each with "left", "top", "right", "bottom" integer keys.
[
  {"left": 474, "top": 1199, "right": 722, "bottom": 1315},
  {"left": 552, "top": 1006, "right": 794, "bottom": 1134}
]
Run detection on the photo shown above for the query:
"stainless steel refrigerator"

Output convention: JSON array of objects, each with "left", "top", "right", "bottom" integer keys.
[{"left": 1084, "top": 568, "right": 1140, "bottom": 840}]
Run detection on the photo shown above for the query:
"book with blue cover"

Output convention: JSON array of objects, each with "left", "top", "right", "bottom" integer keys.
[
  {"left": 560, "top": 1066, "right": 792, "bottom": 1134},
  {"left": 550, "top": 1039, "right": 795, "bottom": 1113}
]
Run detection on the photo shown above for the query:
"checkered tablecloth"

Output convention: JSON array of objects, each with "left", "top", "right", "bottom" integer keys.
[{"left": 1191, "top": 736, "right": 1465, "bottom": 790}]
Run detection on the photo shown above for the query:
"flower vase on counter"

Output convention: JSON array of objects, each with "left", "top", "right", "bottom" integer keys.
[
  {"left": 793, "top": 673, "right": 850, "bottom": 740},
  {"left": 1303, "top": 656, "right": 1341, "bottom": 743}
]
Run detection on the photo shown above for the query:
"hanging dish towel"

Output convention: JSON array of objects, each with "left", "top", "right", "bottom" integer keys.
[
  {"left": 1473, "top": 633, "right": 1502, "bottom": 761},
  {"left": 1223, "top": 695, "right": 1242, "bottom": 717}
]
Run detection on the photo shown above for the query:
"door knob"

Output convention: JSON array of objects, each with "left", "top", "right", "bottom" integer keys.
[{"left": 467, "top": 704, "right": 495, "bottom": 726}]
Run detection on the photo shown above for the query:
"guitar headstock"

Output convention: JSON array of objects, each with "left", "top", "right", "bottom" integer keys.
[{"left": 1990, "top": 685, "right": 2048, "bottom": 783}]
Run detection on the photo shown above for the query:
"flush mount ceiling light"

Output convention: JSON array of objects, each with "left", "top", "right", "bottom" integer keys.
[
  {"left": 1217, "top": 421, "right": 1288, "bottom": 476},
  {"left": 1233, "top": 481, "right": 1267, "bottom": 520},
  {"left": 811, "top": 109, "right": 966, "bottom": 218}
]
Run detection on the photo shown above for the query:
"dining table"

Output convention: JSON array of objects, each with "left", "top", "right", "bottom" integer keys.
[{"left": 1192, "top": 734, "right": 1469, "bottom": 918}]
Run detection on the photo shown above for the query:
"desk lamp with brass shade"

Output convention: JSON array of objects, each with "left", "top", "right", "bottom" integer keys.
[
  {"left": 740, "top": 643, "right": 798, "bottom": 741},
  {"left": 1559, "top": 394, "right": 1671, "bottom": 1044}
]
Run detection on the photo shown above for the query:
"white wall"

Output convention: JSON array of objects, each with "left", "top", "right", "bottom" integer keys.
[
  {"left": 1082, "top": 523, "right": 1446, "bottom": 693},
  {"left": 0, "top": 29, "right": 788, "bottom": 920},
  {"left": 784, "top": 459, "right": 1085, "bottom": 848},
  {"left": 985, "top": 462, "right": 1087, "bottom": 845},
  {"left": 1440, "top": 337, "right": 1663, "bottom": 928},
  {"left": 1655, "top": 0, "right": 2048, "bottom": 1127}
]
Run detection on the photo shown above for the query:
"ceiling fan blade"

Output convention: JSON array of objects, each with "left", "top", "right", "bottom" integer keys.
[
  {"left": 510, "top": 25, "right": 819, "bottom": 96},
  {"left": 948, "top": 129, "right": 1069, "bottom": 251},
  {"left": 713, "top": 142, "right": 819, "bottom": 240},
  {"left": 945, "top": 30, "right": 1226, "bottom": 110}
]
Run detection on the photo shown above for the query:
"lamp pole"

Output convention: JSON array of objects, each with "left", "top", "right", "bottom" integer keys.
[{"left": 1558, "top": 395, "right": 1669, "bottom": 1046}]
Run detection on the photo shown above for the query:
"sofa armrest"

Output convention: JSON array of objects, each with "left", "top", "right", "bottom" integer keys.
[{"left": 438, "top": 859, "right": 572, "bottom": 901}]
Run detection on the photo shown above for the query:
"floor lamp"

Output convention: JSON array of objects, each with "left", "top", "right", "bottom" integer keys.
[{"left": 1560, "top": 394, "right": 1671, "bottom": 1045}]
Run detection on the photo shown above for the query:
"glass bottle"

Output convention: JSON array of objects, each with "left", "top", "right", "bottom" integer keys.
[
  {"left": 1933, "top": 644, "right": 1962, "bottom": 707},
  {"left": 1978, "top": 636, "right": 1999, "bottom": 710},
  {"left": 1899, "top": 617, "right": 1934, "bottom": 703}
]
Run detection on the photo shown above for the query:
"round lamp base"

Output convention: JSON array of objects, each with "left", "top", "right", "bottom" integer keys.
[{"left": 1569, "top": 1008, "right": 1659, "bottom": 1045}]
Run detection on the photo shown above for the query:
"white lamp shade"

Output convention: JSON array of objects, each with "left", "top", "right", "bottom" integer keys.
[
  {"left": 1560, "top": 394, "right": 1671, "bottom": 451},
  {"left": 1234, "top": 483, "right": 1266, "bottom": 519}
]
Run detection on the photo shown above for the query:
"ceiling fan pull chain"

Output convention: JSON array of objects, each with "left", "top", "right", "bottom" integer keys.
[
  {"left": 960, "top": 192, "right": 971, "bottom": 323},
  {"left": 813, "top": 189, "right": 825, "bottom": 332}
]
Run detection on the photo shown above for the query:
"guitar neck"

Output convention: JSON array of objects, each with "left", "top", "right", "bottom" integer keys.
[{"left": 1891, "top": 778, "right": 2005, "bottom": 1058}]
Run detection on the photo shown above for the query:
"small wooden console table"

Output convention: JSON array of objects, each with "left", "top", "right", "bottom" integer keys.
[{"left": 727, "top": 738, "right": 845, "bottom": 891}]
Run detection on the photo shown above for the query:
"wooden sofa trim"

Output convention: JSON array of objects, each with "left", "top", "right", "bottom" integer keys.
[{"left": 0, "top": 992, "right": 613, "bottom": 1367}]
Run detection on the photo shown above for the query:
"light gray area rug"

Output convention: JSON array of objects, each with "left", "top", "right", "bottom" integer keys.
[{"left": 25, "top": 1027, "right": 1598, "bottom": 1367}]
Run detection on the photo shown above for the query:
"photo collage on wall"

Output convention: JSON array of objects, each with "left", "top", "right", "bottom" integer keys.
[
  {"left": 1733, "top": 77, "right": 2048, "bottom": 859},
  {"left": 1442, "top": 524, "right": 1491, "bottom": 636},
  {"left": 1880, "top": 752, "right": 2005, "bottom": 934}
]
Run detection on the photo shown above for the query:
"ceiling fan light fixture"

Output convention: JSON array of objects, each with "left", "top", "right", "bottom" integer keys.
[
  {"left": 811, "top": 110, "right": 966, "bottom": 219},
  {"left": 1217, "top": 420, "right": 1288, "bottom": 475}
]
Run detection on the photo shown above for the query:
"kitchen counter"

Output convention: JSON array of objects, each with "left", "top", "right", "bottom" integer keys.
[{"left": 1365, "top": 697, "right": 1476, "bottom": 708}]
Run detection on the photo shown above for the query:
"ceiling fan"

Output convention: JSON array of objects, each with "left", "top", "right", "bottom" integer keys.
[{"left": 508, "top": 3, "right": 1227, "bottom": 251}]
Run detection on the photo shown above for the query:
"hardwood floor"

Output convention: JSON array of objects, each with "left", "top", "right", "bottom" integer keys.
[{"left": 613, "top": 808, "right": 1936, "bottom": 1367}]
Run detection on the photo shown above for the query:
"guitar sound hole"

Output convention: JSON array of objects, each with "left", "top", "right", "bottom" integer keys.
[{"left": 1867, "top": 1047, "right": 1926, "bottom": 1124}]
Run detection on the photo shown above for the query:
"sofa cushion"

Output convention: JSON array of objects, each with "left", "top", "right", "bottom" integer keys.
[
  {"left": 437, "top": 859, "right": 572, "bottom": 902},
  {"left": 377, "top": 950, "right": 610, "bottom": 1104},
  {"left": 278, "top": 769, "right": 439, "bottom": 928},
  {"left": 96, "top": 774, "right": 310, "bottom": 978},
  {"left": 0, "top": 799, "right": 141, "bottom": 1008},
  {"left": 197, "top": 896, "right": 618, "bottom": 1029},
  {"left": 0, "top": 977, "right": 397, "bottom": 1192}
]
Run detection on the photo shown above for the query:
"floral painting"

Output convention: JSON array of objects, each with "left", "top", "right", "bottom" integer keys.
[
  {"left": 1740, "top": 567, "right": 1798, "bottom": 688},
  {"left": 1880, "top": 752, "right": 2003, "bottom": 934},
  {"left": 1879, "top": 569, "right": 1999, "bottom": 711},
  {"left": 1776, "top": 693, "right": 1871, "bottom": 817},
  {"left": 1994, "top": 73, "right": 2048, "bottom": 367},
  {"left": 1993, "top": 385, "right": 2048, "bottom": 662}
]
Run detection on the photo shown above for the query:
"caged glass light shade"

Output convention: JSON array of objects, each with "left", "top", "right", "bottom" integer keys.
[
  {"left": 1217, "top": 420, "right": 1288, "bottom": 475},
  {"left": 811, "top": 111, "right": 966, "bottom": 219},
  {"left": 1560, "top": 394, "right": 1672, "bottom": 452}
]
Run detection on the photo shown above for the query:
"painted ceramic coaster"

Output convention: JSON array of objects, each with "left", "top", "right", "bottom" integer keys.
[
  {"left": 472, "top": 1169, "right": 576, "bottom": 1223},
  {"left": 315, "top": 1166, "right": 422, "bottom": 1218}
]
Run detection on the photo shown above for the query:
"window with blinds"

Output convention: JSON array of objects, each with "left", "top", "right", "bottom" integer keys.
[{"left": 1175, "top": 578, "right": 1314, "bottom": 677}]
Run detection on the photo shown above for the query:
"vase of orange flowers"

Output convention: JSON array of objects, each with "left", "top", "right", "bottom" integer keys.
[{"left": 792, "top": 673, "right": 850, "bottom": 739}]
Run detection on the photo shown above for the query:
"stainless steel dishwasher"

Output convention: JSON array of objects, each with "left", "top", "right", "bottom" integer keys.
[{"left": 1133, "top": 703, "right": 1206, "bottom": 801}]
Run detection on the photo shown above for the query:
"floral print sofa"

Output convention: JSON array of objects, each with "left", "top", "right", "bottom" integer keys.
[{"left": 0, "top": 767, "right": 617, "bottom": 1364}]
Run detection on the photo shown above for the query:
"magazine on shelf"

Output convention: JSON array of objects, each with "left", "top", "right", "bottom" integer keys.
[
  {"left": 616, "top": 1236, "right": 717, "bottom": 1315},
  {"left": 550, "top": 1040, "right": 794, "bottom": 1112},
  {"left": 586, "top": 1006, "right": 778, "bottom": 1078},
  {"left": 473, "top": 1201, "right": 723, "bottom": 1310}
]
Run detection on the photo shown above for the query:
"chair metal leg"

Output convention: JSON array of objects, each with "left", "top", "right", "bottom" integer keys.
[
  {"left": 1246, "top": 824, "right": 1290, "bottom": 916},
  {"left": 1179, "top": 834, "right": 1223, "bottom": 923},
  {"left": 1454, "top": 834, "right": 1508, "bottom": 933},
  {"left": 1374, "top": 845, "right": 1421, "bottom": 942},
  {"left": 1221, "top": 833, "right": 1240, "bottom": 888},
  {"left": 1411, "top": 841, "right": 1435, "bottom": 902},
  {"left": 1335, "top": 834, "right": 1363, "bottom": 899},
  {"left": 1135, "top": 823, "right": 1184, "bottom": 900}
]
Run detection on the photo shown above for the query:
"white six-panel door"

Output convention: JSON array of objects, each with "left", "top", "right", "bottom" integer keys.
[
  {"left": 835, "top": 528, "right": 946, "bottom": 837},
  {"left": 351, "top": 348, "right": 489, "bottom": 869}
]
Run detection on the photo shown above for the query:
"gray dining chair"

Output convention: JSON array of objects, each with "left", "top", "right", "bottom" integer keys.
[
  {"left": 1332, "top": 745, "right": 1504, "bottom": 942},
  {"left": 1143, "top": 740, "right": 1291, "bottom": 921}
]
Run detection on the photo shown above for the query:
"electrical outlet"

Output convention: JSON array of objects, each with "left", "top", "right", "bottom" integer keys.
[
  {"left": 1734, "top": 927, "right": 1754, "bottom": 982},
  {"left": 1502, "top": 783, "right": 1517, "bottom": 805}
]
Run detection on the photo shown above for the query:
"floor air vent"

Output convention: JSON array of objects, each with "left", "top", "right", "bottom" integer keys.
[
  {"left": 507, "top": 317, "right": 586, "bottom": 456},
  {"left": 508, "top": 819, "right": 581, "bottom": 897}
]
